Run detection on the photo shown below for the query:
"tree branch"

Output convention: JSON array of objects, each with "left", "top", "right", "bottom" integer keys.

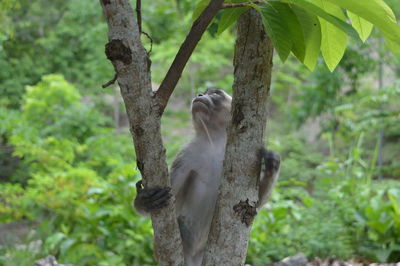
[
  {"left": 155, "top": 0, "right": 225, "bottom": 115},
  {"left": 102, "top": 72, "right": 118, "bottom": 88},
  {"left": 142, "top": 31, "right": 153, "bottom": 54},
  {"left": 222, "top": 0, "right": 263, "bottom": 9},
  {"left": 136, "top": 0, "right": 142, "bottom": 33}
]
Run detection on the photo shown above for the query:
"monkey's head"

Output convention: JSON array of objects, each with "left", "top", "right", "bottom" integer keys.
[{"left": 191, "top": 88, "right": 232, "bottom": 135}]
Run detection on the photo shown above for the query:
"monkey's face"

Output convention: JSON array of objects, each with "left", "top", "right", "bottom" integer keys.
[{"left": 191, "top": 88, "right": 232, "bottom": 131}]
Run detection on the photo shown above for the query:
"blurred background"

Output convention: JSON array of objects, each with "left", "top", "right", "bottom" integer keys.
[{"left": 0, "top": 0, "right": 399, "bottom": 265}]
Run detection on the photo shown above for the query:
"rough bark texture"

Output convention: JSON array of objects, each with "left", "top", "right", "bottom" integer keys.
[
  {"left": 202, "top": 9, "right": 274, "bottom": 265},
  {"left": 99, "top": 1, "right": 184, "bottom": 265}
]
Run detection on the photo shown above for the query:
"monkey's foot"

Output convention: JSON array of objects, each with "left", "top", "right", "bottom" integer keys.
[{"left": 260, "top": 149, "right": 280, "bottom": 176}]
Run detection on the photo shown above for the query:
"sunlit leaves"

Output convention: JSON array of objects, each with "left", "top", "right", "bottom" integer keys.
[
  {"left": 284, "top": 0, "right": 359, "bottom": 39},
  {"left": 347, "top": 11, "right": 374, "bottom": 42},
  {"left": 269, "top": 2, "right": 306, "bottom": 62},
  {"left": 325, "top": 0, "right": 400, "bottom": 48},
  {"left": 192, "top": 0, "right": 399, "bottom": 71},
  {"left": 312, "top": 0, "right": 348, "bottom": 72},
  {"left": 257, "top": 0, "right": 400, "bottom": 71},
  {"left": 291, "top": 6, "right": 321, "bottom": 71},
  {"left": 260, "top": 4, "right": 293, "bottom": 61}
]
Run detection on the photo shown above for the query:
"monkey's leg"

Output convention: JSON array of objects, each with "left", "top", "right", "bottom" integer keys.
[{"left": 261, "top": 149, "right": 280, "bottom": 175}]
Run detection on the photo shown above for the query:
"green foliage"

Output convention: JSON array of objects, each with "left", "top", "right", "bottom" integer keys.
[
  {"left": 291, "top": 63, "right": 343, "bottom": 124},
  {"left": 260, "top": 3, "right": 294, "bottom": 62},
  {"left": 211, "top": 0, "right": 400, "bottom": 71},
  {"left": 347, "top": 11, "right": 374, "bottom": 42},
  {"left": 0, "top": 172, "right": 155, "bottom": 265},
  {"left": 313, "top": 0, "right": 348, "bottom": 72},
  {"left": 248, "top": 135, "right": 400, "bottom": 264},
  {"left": 0, "top": 0, "right": 399, "bottom": 264},
  {"left": 356, "top": 187, "right": 400, "bottom": 262},
  {"left": 0, "top": 76, "right": 155, "bottom": 265},
  {"left": 0, "top": 0, "right": 111, "bottom": 109},
  {"left": 22, "top": 75, "right": 81, "bottom": 127},
  {"left": 151, "top": 25, "right": 235, "bottom": 96}
]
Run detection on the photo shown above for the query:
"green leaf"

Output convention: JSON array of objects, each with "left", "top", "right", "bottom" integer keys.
[
  {"left": 347, "top": 11, "right": 374, "bottom": 42},
  {"left": 284, "top": 0, "right": 359, "bottom": 39},
  {"left": 269, "top": 2, "right": 306, "bottom": 62},
  {"left": 192, "top": 0, "right": 211, "bottom": 22},
  {"left": 313, "top": 0, "right": 348, "bottom": 71},
  {"left": 291, "top": 5, "right": 321, "bottom": 70},
  {"left": 260, "top": 5, "right": 293, "bottom": 62},
  {"left": 325, "top": 0, "right": 400, "bottom": 49},
  {"left": 45, "top": 232, "right": 66, "bottom": 252},
  {"left": 217, "top": 7, "right": 249, "bottom": 35},
  {"left": 388, "top": 189, "right": 400, "bottom": 215}
]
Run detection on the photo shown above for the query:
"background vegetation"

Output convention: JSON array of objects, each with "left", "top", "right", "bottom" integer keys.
[{"left": 0, "top": 0, "right": 399, "bottom": 265}]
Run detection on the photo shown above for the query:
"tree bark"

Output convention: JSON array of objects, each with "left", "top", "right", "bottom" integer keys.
[
  {"left": 99, "top": 1, "right": 184, "bottom": 265},
  {"left": 203, "top": 9, "right": 274, "bottom": 265}
]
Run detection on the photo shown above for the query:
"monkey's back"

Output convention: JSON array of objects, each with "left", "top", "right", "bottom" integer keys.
[{"left": 170, "top": 138, "right": 225, "bottom": 257}]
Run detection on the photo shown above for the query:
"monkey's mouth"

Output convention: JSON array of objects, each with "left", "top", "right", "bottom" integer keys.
[{"left": 192, "top": 98, "right": 209, "bottom": 107}]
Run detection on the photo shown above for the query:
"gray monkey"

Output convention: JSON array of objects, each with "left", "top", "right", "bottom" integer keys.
[{"left": 134, "top": 88, "right": 280, "bottom": 266}]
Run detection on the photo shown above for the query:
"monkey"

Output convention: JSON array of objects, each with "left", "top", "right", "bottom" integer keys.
[{"left": 134, "top": 88, "right": 280, "bottom": 266}]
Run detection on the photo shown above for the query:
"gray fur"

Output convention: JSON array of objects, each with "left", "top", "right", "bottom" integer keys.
[{"left": 134, "top": 89, "right": 280, "bottom": 266}]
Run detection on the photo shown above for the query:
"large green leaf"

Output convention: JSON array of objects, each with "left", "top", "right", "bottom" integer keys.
[
  {"left": 269, "top": 2, "right": 306, "bottom": 62},
  {"left": 347, "top": 11, "right": 374, "bottom": 42},
  {"left": 284, "top": 0, "right": 359, "bottom": 39},
  {"left": 325, "top": 0, "right": 400, "bottom": 50},
  {"left": 291, "top": 5, "right": 321, "bottom": 70},
  {"left": 313, "top": 0, "right": 348, "bottom": 71},
  {"left": 260, "top": 5, "right": 293, "bottom": 62},
  {"left": 217, "top": 7, "right": 249, "bottom": 35}
]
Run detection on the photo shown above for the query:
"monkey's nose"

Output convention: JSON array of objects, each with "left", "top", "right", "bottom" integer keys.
[{"left": 197, "top": 93, "right": 203, "bottom": 97}]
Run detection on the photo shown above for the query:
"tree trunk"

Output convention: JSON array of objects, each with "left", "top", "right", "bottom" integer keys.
[
  {"left": 203, "top": 9, "right": 274, "bottom": 265},
  {"left": 99, "top": 1, "right": 184, "bottom": 265}
]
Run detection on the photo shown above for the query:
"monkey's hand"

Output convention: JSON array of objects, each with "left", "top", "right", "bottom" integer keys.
[
  {"left": 257, "top": 149, "right": 280, "bottom": 208},
  {"left": 133, "top": 180, "right": 172, "bottom": 216}
]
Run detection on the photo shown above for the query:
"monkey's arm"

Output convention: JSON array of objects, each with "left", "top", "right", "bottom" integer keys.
[
  {"left": 133, "top": 151, "right": 192, "bottom": 216},
  {"left": 257, "top": 149, "right": 280, "bottom": 209}
]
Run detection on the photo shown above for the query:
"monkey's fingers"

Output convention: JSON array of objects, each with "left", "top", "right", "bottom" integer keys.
[
  {"left": 148, "top": 193, "right": 172, "bottom": 210},
  {"left": 140, "top": 186, "right": 171, "bottom": 202}
]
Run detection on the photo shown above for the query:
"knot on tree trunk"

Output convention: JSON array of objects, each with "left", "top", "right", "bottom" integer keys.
[
  {"left": 105, "top": 39, "right": 132, "bottom": 65},
  {"left": 232, "top": 103, "right": 245, "bottom": 127},
  {"left": 233, "top": 199, "right": 257, "bottom": 227}
]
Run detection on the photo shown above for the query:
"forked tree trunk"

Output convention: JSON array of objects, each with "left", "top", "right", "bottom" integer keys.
[
  {"left": 100, "top": 0, "right": 273, "bottom": 264},
  {"left": 203, "top": 9, "right": 274, "bottom": 265}
]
